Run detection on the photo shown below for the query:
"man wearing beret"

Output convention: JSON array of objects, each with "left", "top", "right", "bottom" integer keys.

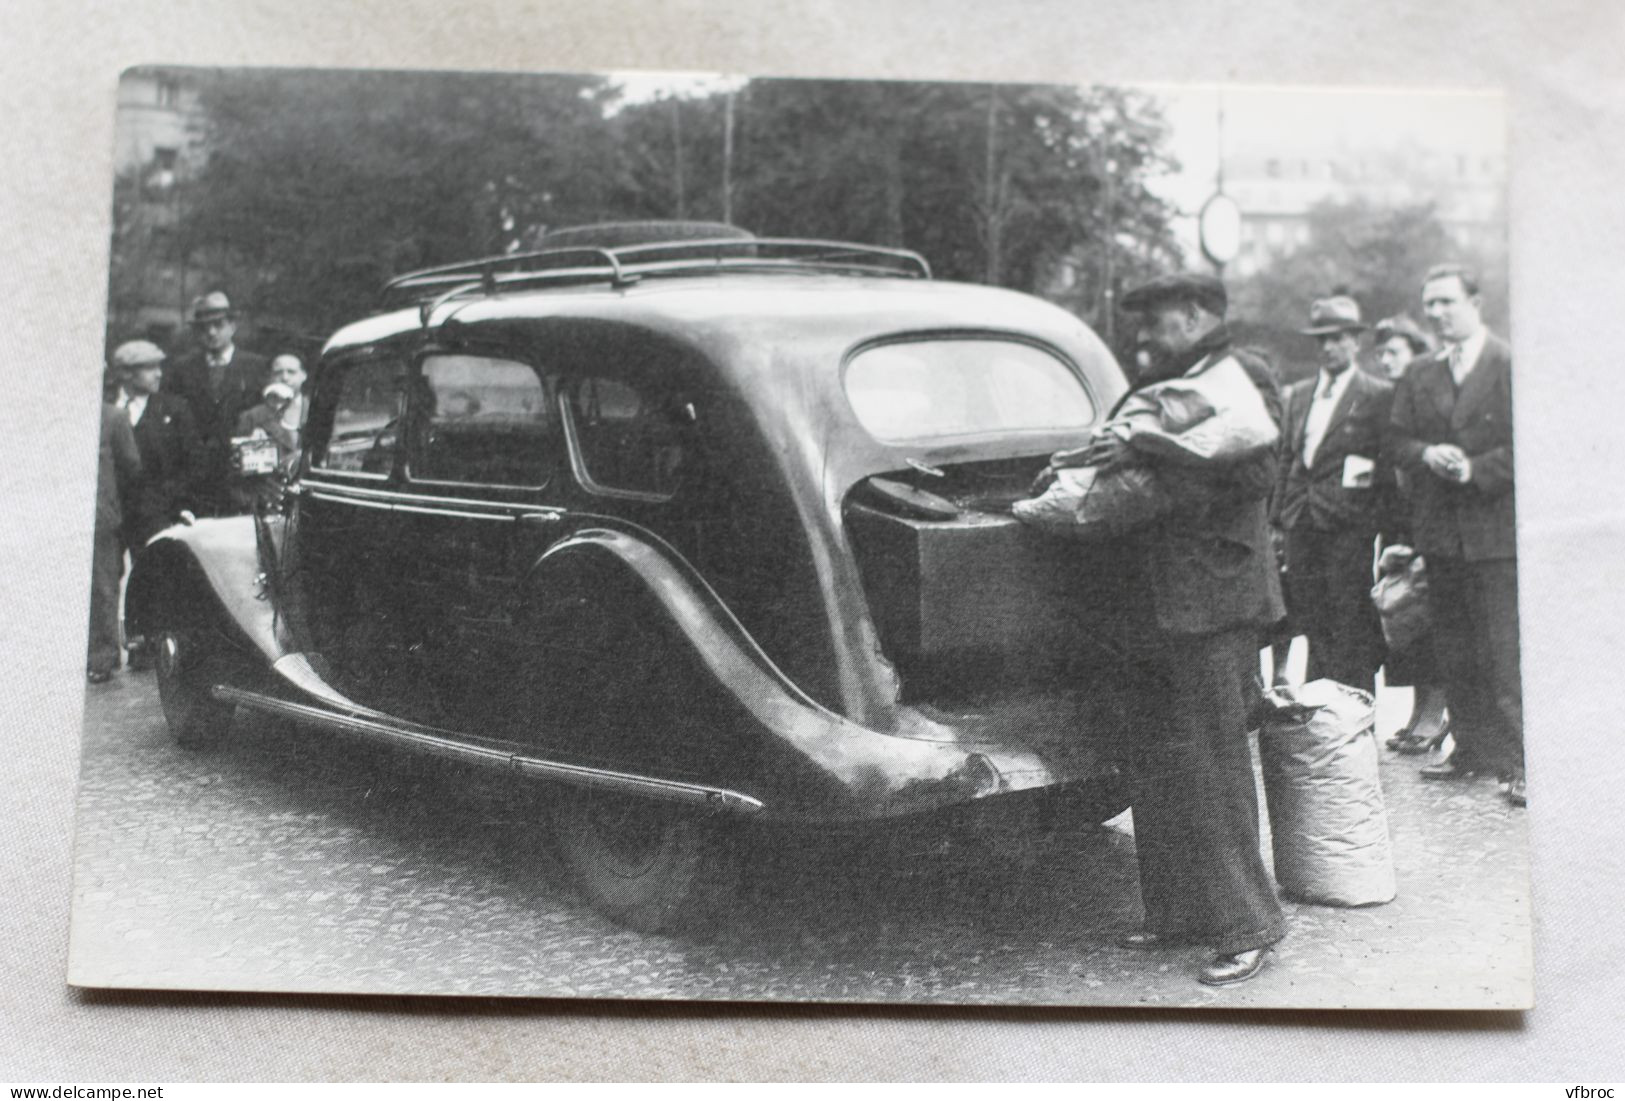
[
  {"left": 1271, "top": 296, "right": 1394, "bottom": 693},
  {"left": 163, "top": 291, "right": 268, "bottom": 514},
  {"left": 1385, "top": 264, "right": 1523, "bottom": 806},
  {"left": 1109, "top": 272, "right": 1288, "bottom": 987}
]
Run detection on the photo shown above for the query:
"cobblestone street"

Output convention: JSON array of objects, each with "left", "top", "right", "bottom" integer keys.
[{"left": 69, "top": 669, "right": 1532, "bottom": 1009}]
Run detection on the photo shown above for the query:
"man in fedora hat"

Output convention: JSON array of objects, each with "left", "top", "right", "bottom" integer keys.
[
  {"left": 1107, "top": 271, "right": 1289, "bottom": 988},
  {"left": 164, "top": 291, "right": 268, "bottom": 513},
  {"left": 1271, "top": 295, "right": 1395, "bottom": 693},
  {"left": 1385, "top": 264, "right": 1523, "bottom": 806}
]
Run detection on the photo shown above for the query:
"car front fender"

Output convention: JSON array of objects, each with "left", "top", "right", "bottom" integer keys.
[{"left": 126, "top": 515, "right": 289, "bottom": 665}]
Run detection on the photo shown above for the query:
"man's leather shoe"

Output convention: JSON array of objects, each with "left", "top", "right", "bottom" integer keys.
[
  {"left": 1118, "top": 930, "right": 1187, "bottom": 950},
  {"left": 1419, "top": 757, "right": 1480, "bottom": 781},
  {"left": 1198, "top": 948, "right": 1270, "bottom": 986},
  {"left": 1504, "top": 776, "right": 1527, "bottom": 807}
]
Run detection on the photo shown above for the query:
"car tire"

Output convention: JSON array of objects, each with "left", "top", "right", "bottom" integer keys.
[
  {"left": 549, "top": 787, "right": 742, "bottom": 934},
  {"left": 154, "top": 630, "right": 235, "bottom": 750}
]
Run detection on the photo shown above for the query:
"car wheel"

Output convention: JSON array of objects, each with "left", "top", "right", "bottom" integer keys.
[
  {"left": 154, "top": 630, "right": 235, "bottom": 749},
  {"left": 549, "top": 787, "right": 742, "bottom": 934}
]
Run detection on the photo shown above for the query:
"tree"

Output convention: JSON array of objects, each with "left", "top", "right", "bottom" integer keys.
[
  {"left": 183, "top": 69, "right": 620, "bottom": 337},
  {"left": 123, "top": 70, "right": 1186, "bottom": 348},
  {"left": 665, "top": 78, "right": 1185, "bottom": 322}
]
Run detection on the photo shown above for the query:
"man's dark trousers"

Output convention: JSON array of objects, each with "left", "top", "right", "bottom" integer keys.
[
  {"left": 87, "top": 524, "right": 124, "bottom": 675},
  {"left": 1128, "top": 625, "right": 1287, "bottom": 955},
  {"left": 1427, "top": 554, "right": 1522, "bottom": 777},
  {"left": 1286, "top": 527, "right": 1384, "bottom": 692}
]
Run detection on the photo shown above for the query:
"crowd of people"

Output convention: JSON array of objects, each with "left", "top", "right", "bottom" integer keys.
[
  {"left": 86, "top": 291, "right": 306, "bottom": 682},
  {"left": 1103, "top": 261, "right": 1521, "bottom": 988}
]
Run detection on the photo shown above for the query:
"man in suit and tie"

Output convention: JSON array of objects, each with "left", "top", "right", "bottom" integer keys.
[
  {"left": 163, "top": 291, "right": 268, "bottom": 515},
  {"left": 1386, "top": 264, "right": 1523, "bottom": 806},
  {"left": 1272, "top": 296, "right": 1394, "bottom": 693},
  {"left": 1109, "top": 272, "right": 1289, "bottom": 988}
]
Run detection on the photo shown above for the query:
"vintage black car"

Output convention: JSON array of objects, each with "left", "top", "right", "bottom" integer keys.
[{"left": 127, "top": 225, "right": 1141, "bottom": 931}]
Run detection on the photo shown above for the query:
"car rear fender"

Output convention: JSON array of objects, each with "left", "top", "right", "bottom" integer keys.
[{"left": 515, "top": 526, "right": 1007, "bottom": 821}]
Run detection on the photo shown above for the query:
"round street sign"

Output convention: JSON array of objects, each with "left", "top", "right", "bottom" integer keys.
[{"left": 1199, "top": 192, "right": 1243, "bottom": 266}]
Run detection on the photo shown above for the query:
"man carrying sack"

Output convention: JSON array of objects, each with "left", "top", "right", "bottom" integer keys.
[{"left": 1106, "top": 273, "right": 1289, "bottom": 987}]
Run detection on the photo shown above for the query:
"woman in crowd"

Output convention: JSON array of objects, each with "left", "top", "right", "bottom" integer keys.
[{"left": 1373, "top": 315, "right": 1449, "bottom": 754}]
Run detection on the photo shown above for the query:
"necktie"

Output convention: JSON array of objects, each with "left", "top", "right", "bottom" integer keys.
[
  {"left": 1303, "top": 371, "right": 1342, "bottom": 468},
  {"left": 1448, "top": 344, "right": 1463, "bottom": 383}
]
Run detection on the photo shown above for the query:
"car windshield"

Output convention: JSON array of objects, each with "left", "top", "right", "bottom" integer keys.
[{"left": 844, "top": 338, "right": 1095, "bottom": 444}]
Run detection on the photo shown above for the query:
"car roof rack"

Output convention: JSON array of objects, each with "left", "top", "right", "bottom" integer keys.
[{"left": 380, "top": 236, "right": 933, "bottom": 324}]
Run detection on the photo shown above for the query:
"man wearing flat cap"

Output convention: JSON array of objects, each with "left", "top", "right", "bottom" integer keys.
[
  {"left": 164, "top": 291, "right": 269, "bottom": 514},
  {"left": 110, "top": 340, "right": 203, "bottom": 545},
  {"left": 1107, "top": 271, "right": 1289, "bottom": 987},
  {"left": 1271, "top": 295, "right": 1394, "bottom": 693}
]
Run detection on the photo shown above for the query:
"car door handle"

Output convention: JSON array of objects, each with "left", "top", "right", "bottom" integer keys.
[{"left": 518, "top": 511, "right": 563, "bottom": 527}]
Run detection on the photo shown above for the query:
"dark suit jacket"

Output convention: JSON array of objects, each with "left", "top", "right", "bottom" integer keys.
[
  {"left": 1273, "top": 367, "right": 1395, "bottom": 534},
  {"left": 165, "top": 346, "right": 268, "bottom": 511},
  {"left": 1384, "top": 331, "right": 1516, "bottom": 562},
  {"left": 1122, "top": 343, "right": 1287, "bottom": 638},
  {"left": 127, "top": 392, "right": 203, "bottom": 543},
  {"left": 166, "top": 347, "right": 269, "bottom": 445}
]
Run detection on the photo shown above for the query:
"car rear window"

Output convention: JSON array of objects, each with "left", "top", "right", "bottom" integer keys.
[{"left": 844, "top": 339, "right": 1095, "bottom": 443}]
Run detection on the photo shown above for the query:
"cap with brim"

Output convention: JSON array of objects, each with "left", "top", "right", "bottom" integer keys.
[
  {"left": 261, "top": 381, "right": 296, "bottom": 403},
  {"left": 1300, "top": 295, "right": 1367, "bottom": 336},
  {"left": 1120, "top": 272, "right": 1227, "bottom": 316},
  {"left": 111, "top": 340, "right": 166, "bottom": 371}
]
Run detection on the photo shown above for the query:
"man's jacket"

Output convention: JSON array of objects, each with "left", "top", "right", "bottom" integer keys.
[
  {"left": 164, "top": 346, "right": 268, "bottom": 512},
  {"left": 1121, "top": 330, "right": 1287, "bottom": 637},
  {"left": 127, "top": 392, "right": 203, "bottom": 543},
  {"left": 165, "top": 346, "right": 269, "bottom": 447},
  {"left": 1383, "top": 331, "right": 1516, "bottom": 562},
  {"left": 1273, "top": 367, "right": 1395, "bottom": 534}
]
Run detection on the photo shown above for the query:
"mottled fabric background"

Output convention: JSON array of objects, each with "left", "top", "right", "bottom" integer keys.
[{"left": 3, "top": 0, "right": 1622, "bottom": 1081}]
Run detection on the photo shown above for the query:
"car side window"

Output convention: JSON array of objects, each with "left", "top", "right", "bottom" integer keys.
[
  {"left": 408, "top": 354, "right": 552, "bottom": 488},
  {"left": 563, "top": 374, "right": 687, "bottom": 500},
  {"left": 310, "top": 356, "right": 408, "bottom": 478}
]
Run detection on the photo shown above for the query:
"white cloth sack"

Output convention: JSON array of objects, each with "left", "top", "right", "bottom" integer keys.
[{"left": 1258, "top": 679, "right": 1397, "bottom": 907}]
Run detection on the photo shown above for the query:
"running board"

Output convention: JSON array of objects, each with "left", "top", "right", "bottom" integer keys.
[{"left": 212, "top": 684, "right": 766, "bottom": 815}]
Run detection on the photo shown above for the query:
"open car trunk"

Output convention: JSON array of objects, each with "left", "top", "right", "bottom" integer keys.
[{"left": 844, "top": 456, "right": 1141, "bottom": 705}]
